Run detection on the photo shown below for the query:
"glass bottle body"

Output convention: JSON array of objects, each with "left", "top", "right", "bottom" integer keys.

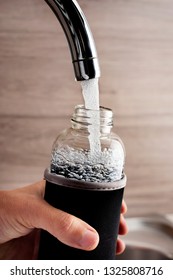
[{"left": 50, "top": 105, "right": 125, "bottom": 183}]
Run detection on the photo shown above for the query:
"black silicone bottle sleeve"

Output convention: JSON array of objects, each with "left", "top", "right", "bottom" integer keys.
[{"left": 38, "top": 169, "right": 126, "bottom": 260}]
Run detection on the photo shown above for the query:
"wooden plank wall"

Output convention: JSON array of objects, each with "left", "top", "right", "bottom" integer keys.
[{"left": 0, "top": 0, "right": 173, "bottom": 216}]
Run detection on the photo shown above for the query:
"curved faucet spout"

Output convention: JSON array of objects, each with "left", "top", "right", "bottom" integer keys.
[{"left": 44, "top": 0, "right": 100, "bottom": 81}]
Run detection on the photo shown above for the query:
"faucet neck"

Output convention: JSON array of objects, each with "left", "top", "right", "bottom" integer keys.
[{"left": 45, "top": 0, "right": 100, "bottom": 81}]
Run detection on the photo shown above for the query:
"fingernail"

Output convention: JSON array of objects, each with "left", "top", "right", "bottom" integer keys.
[{"left": 78, "top": 229, "right": 99, "bottom": 250}]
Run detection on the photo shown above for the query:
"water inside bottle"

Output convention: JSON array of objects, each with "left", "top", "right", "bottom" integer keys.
[{"left": 51, "top": 145, "right": 123, "bottom": 182}]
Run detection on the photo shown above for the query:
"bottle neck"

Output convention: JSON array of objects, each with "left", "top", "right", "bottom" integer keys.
[{"left": 71, "top": 104, "right": 113, "bottom": 134}]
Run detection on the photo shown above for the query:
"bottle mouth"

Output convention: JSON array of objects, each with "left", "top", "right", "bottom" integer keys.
[{"left": 71, "top": 104, "right": 113, "bottom": 128}]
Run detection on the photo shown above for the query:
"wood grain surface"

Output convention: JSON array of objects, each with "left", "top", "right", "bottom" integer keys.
[{"left": 0, "top": 0, "right": 173, "bottom": 216}]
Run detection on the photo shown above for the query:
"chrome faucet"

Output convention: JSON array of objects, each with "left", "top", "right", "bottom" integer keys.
[{"left": 44, "top": 0, "right": 100, "bottom": 81}]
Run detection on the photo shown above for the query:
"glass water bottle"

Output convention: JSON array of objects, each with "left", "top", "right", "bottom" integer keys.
[{"left": 38, "top": 105, "right": 126, "bottom": 260}]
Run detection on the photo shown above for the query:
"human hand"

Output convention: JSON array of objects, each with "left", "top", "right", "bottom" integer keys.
[
  {"left": 0, "top": 180, "right": 128, "bottom": 259},
  {"left": 116, "top": 198, "right": 128, "bottom": 255}
]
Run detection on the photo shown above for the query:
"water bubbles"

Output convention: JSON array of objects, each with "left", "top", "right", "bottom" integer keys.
[{"left": 51, "top": 146, "right": 124, "bottom": 182}]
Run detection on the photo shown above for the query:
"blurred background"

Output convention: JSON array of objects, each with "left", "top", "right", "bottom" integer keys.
[{"left": 0, "top": 0, "right": 173, "bottom": 217}]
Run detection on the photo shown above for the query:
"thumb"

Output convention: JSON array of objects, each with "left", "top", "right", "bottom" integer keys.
[{"left": 31, "top": 199, "right": 99, "bottom": 251}]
